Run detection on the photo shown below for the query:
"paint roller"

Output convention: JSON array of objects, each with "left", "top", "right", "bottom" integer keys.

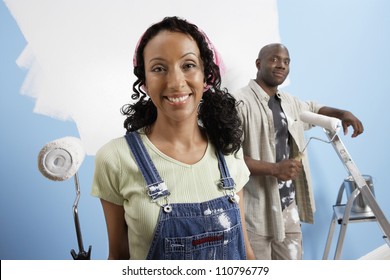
[
  {"left": 295, "top": 111, "right": 342, "bottom": 160},
  {"left": 38, "top": 136, "right": 85, "bottom": 181},
  {"left": 300, "top": 111, "right": 342, "bottom": 133},
  {"left": 38, "top": 136, "right": 91, "bottom": 259}
]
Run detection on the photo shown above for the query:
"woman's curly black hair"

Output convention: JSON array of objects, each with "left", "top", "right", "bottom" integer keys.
[{"left": 121, "top": 16, "right": 242, "bottom": 155}]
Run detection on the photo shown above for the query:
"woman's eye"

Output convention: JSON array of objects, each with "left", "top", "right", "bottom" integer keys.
[
  {"left": 183, "top": 63, "right": 196, "bottom": 70},
  {"left": 151, "top": 66, "right": 165, "bottom": 72}
]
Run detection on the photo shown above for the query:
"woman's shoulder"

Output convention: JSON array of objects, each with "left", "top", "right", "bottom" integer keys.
[
  {"left": 95, "top": 136, "right": 129, "bottom": 161},
  {"left": 224, "top": 146, "right": 245, "bottom": 162}
]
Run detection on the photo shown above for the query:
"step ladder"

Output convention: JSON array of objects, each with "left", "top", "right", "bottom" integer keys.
[{"left": 321, "top": 130, "right": 390, "bottom": 259}]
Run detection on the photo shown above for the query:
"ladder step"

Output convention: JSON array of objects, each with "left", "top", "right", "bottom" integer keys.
[{"left": 333, "top": 204, "right": 376, "bottom": 224}]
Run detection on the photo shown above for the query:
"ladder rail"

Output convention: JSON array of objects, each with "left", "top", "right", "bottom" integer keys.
[
  {"left": 333, "top": 188, "right": 361, "bottom": 259},
  {"left": 325, "top": 130, "right": 390, "bottom": 247}
]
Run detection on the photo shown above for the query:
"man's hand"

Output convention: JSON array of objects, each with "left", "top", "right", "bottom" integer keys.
[
  {"left": 340, "top": 111, "right": 364, "bottom": 138},
  {"left": 273, "top": 159, "right": 302, "bottom": 181}
]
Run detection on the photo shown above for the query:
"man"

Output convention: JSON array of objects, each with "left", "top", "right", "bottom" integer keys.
[{"left": 233, "top": 43, "right": 363, "bottom": 259}]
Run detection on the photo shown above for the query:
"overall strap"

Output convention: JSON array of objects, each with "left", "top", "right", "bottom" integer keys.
[
  {"left": 216, "top": 150, "right": 236, "bottom": 190},
  {"left": 124, "top": 132, "right": 170, "bottom": 202},
  {"left": 125, "top": 131, "right": 235, "bottom": 200}
]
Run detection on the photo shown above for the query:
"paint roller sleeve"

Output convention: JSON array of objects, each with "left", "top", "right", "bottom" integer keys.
[
  {"left": 38, "top": 137, "right": 85, "bottom": 181},
  {"left": 300, "top": 111, "right": 342, "bottom": 133}
]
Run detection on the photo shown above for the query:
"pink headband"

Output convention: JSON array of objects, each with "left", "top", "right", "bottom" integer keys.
[
  {"left": 132, "top": 28, "right": 225, "bottom": 76},
  {"left": 202, "top": 32, "right": 226, "bottom": 76}
]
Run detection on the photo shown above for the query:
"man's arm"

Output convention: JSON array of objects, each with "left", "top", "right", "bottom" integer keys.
[
  {"left": 244, "top": 155, "right": 302, "bottom": 181},
  {"left": 318, "top": 106, "right": 364, "bottom": 137}
]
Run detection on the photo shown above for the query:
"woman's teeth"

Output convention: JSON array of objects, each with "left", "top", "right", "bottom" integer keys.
[{"left": 167, "top": 95, "right": 189, "bottom": 103}]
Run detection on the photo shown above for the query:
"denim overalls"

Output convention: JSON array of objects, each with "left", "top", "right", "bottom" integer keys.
[{"left": 125, "top": 131, "right": 246, "bottom": 260}]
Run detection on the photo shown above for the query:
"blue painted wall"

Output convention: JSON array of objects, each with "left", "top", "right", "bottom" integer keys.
[
  {"left": 278, "top": 0, "right": 390, "bottom": 259},
  {"left": 1, "top": 0, "right": 389, "bottom": 260}
]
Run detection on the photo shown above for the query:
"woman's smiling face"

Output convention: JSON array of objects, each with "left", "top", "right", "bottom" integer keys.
[{"left": 143, "top": 30, "right": 205, "bottom": 123}]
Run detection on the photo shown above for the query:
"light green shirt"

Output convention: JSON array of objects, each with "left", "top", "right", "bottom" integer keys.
[
  {"left": 91, "top": 132, "right": 250, "bottom": 259},
  {"left": 233, "top": 79, "right": 323, "bottom": 242}
]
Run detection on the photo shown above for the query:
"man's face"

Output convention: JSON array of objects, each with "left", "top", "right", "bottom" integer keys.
[{"left": 257, "top": 46, "right": 290, "bottom": 88}]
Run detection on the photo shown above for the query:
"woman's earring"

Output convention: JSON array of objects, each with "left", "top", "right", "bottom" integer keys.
[
  {"left": 197, "top": 99, "right": 204, "bottom": 114},
  {"left": 197, "top": 99, "right": 204, "bottom": 126}
]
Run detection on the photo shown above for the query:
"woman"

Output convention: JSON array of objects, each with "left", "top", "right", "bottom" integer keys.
[{"left": 91, "top": 16, "right": 254, "bottom": 260}]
